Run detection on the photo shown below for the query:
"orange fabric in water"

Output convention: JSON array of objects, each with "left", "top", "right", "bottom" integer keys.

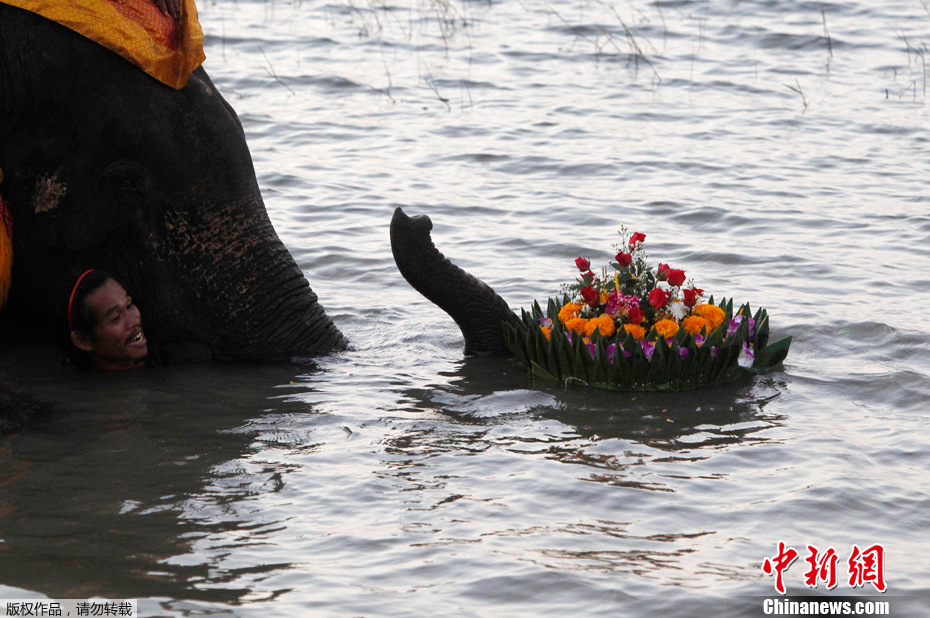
[
  {"left": 1, "top": 0, "right": 205, "bottom": 89},
  {"left": 0, "top": 167, "right": 11, "bottom": 309},
  {"left": 0, "top": 200, "right": 11, "bottom": 310}
]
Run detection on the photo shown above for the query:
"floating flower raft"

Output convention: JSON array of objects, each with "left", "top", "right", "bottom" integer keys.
[{"left": 502, "top": 229, "right": 791, "bottom": 391}]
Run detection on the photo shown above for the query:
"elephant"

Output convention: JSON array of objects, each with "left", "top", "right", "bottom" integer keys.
[
  {"left": 0, "top": 4, "right": 519, "bottom": 431},
  {"left": 0, "top": 3, "right": 351, "bottom": 360}
]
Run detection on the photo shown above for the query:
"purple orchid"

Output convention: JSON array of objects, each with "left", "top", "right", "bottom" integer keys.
[
  {"left": 607, "top": 343, "right": 617, "bottom": 363},
  {"left": 727, "top": 316, "right": 741, "bottom": 337},
  {"left": 641, "top": 340, "right": 656, "bottom": 360},
  {"left": 727, "top": 314, "right": 756, "bottom": 338}
]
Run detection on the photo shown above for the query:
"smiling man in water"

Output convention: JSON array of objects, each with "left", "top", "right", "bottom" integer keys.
[{"left": 65, "top": 269, "right": 148, "bottom": 370}]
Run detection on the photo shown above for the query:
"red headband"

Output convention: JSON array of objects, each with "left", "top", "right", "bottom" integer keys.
[{"left": 67, "top": 269, "right": 96, "bottom": 332}]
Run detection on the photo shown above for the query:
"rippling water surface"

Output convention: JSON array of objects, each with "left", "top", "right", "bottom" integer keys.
[{"left": 2, "top": 0, "right": 930, "bottom": 615}]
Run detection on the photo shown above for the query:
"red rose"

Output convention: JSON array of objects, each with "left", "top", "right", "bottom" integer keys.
[
  {"left": 657, "top": 263, "right": 670, "bottom": 279},
  {"left": 627, "top": 306, "right": 644, "bottom": 324},
  {"left": 648, "top": 287, "right": 669, "bottom": 309},
  {"left": 575, "top": 257, "right": 591, "bottom": 271},
  {"left": 667, "top": 268, "right": 686, "bottom": 287},
  {"left": 580, "top": 286, "right": 598, "bottom": 306},
  {"left": 683, "top": 287, "right": 704, "bottom": 307},
  {"left": 629, "top": 232, "right": 646, "bottom": 245},
  {"left": 615, "top": 252, "right": 632, "bottom": 267}
]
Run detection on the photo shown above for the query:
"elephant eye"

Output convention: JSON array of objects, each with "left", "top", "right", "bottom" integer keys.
[
  {"left": 99, "top": 163, "right": 146, "bottom": 196},
  {"left": 112, "top": 172, "right": 142, "bottom": 191}
]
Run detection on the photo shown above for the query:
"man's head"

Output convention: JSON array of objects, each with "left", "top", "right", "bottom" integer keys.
[{"left": 66, "top": 270, "right": 148, "bottom": 370}]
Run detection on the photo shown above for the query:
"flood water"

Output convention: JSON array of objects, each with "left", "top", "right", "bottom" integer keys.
[{"left": 2, "top": 0, "right": 930, "bottom": 615}]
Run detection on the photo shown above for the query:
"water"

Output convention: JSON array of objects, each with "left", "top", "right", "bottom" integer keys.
[{"left": 2, "top": 0, "right": 930, "bottom": 615}]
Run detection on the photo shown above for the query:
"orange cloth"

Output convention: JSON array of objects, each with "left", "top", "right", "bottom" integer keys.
[
  {"left": 0, "top": 167, "right": 11, "bottom": 308},
  {"left": 0, "top": 202, "right": 11, "bottom": 310},
  {"left": 1, "top": 0, "right": 205, "bottom": 89}
]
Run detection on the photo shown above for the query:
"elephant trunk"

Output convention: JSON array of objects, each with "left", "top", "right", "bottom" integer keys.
[
  {"left": 390, "top": 207, "right": 516, "bottom": 356},
  {"left": 150, "top": 202, "right": 348, "bottom": 360},
  {"left": 212, "top": 258, "right": 345, "bottom": 360}
]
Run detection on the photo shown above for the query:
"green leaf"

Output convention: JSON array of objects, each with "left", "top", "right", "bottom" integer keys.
[
  {"left": 647, "top": 338, "right": 668, "bottom": 388},
  {"left": 611, "top": 346, "right": 631, "bottom": 390},
  {"left": 530, "top": 360, "right": 557, "bottom": 382},
  {"left": 572, "top": 337, "right": 589, "bottom": 383},
  {"left": 680, "top": 346, "right": 698, "bottom": 390},
  {"left": 547, "top": 297, "right": 560, "bottom": 320},
  {"left": 504, "top": 322, "right": 529, "bottom": 368},
  {"left": 555, "top": 327, "right": 573, "bottom": 378},
  {"left": 546, "top": 333, "right": 561, "bottom": 380},
  {"left": 591, "top": 339, "right": 607, "bottom": 387},
  {"left": 709, "top": 349, "right": 728, "bottom": 384},
  {"left": 532, "top": 300, "right": 544, "bottom": 321},
  {"left": 754, "top": 314, "right": 770, "bottom": 351},
  {"left": 698, "top": 348, "right": 713, "bottom": 385},
  {"left": 523, "top": 324, "right": 537, "bottom": 368},
  {"left": 533, "top": 328, "right": 549, "bottom": 375},
  {"left": 754, "top": 336, "right": 792, "bottom": 368}
]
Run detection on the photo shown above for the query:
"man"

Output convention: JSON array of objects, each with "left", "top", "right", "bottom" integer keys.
[{"left": 66, "top": 270, "right": 148, "bottom": 371}]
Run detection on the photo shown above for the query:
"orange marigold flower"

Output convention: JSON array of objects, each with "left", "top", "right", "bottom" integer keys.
[
  {"left": 558, "top": 302, "right": 581, "bottom": 324},
  {"left": 653, "top": 319, "right": 679, "bottom": 339},
  {"left": 623, "top": 324, "right": 646, "bottom": 340},
  {"left": 693, "top": 304, "right": 725, "bottom": 332},
  {"left": 565, "top": 317, "right": 589, "bottom": 335},
  {"left": 682, "top": 315, "right": 709, "bottom": 336},
  {"left": 599, "top": 291, "right": 609, "bottom": 305},
  {"left": 541, "top": 325, "right": 552, "bottom": 340},
  {"left": 584, "top": 314, "right": 616, "bottom": 338}
]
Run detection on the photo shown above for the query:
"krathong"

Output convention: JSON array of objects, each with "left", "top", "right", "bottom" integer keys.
[{"left": 502, "top": 229, "right": 791, "bottom": 391}]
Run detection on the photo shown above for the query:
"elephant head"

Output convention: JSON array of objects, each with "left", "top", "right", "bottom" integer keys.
[{"left": 0, "top": 4, "right": 347, "bottom": 359}]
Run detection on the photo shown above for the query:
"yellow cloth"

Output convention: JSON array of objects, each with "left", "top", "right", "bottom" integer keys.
[{"left": 1, "top": 0, "right": 205, "bottom": 89}]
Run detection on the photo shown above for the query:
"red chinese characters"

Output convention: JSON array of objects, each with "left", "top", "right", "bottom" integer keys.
[
  {"left": 763, "top": 543, "right": 887, "bottom": 594},
  {"left": 848, "top": 544, "right": 887, "bottom": 592},
  {"left": 804, "top": 545, "right": 839, "bottom": 589},
  {"left": 762, "top": 542, "right": 799, "bottom": 594}
]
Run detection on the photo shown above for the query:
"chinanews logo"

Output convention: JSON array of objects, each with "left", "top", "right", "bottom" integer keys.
[
  {"left": 762, "top": 542, "right": 887, "bottom": 595},
  {"left": 761, "top": 598, "right": 891, "bottom": 616}
]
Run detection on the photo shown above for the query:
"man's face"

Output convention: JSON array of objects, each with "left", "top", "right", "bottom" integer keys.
[{"left": 75, "top": 279, "right": 148, "bottom": 370}]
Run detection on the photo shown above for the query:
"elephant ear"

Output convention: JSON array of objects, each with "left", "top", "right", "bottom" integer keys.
[{"left": 0, "top": 170, "right": 12, "bottom": 309}]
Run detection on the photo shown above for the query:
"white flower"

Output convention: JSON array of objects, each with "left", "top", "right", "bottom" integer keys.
[
  {"left": 669, "top": 299, "right": 688, "bottom": 321},
  {"left": 738, "top": 342, "right": 755, "bottom": 368}
]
